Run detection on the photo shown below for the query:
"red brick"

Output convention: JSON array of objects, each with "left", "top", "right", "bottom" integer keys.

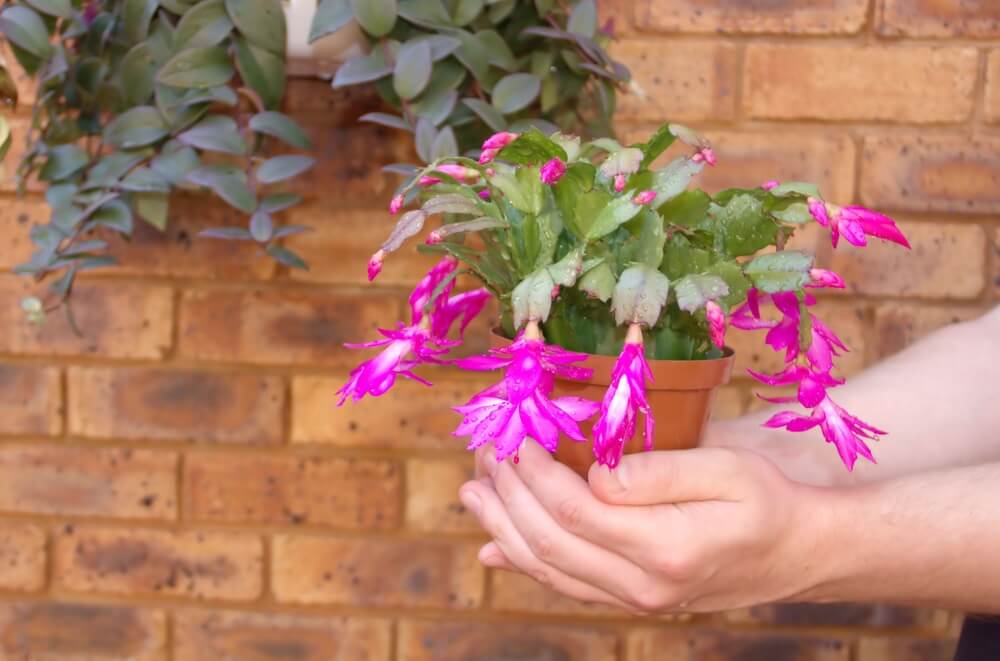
[
  {"left": 491, "top": 570, "right": 627, "bottom": 618},
  {"left": 745, "top": 45, "right": 977, "bottom": 123},
  {"left": 0, "top": 444, "right": 176, "bottom": 520},
  {"left": 860, "top": 135, "right": 1000, "bottom": 214},
  {"left": 184, "top": 452, "right": 401, "bottom": 529},
  {"left": 67, "top": 367, "right": 284, "bottom": 444},
  {"left": 398, "top": 620, "right": 618, "bottom": 661},
  {"left": 873, "top": 303, "right": 986, "bottom": 359},
  {"left": 104, "top": 194, "right": 275, "bottom": 280},
  {"left": 55, "top": 526, "right": 262, "bottom": 601},
  {"left": 0, "top": 277, "right": 172, "bottom": 359},
  {"left": 406, "top": 458, "right": 477, "bottom": 533},
  {"left": 0, "top": 196, "right": 46, "bottom": 271},
  {"left": 626, "top": 628, "right": 850, "bottom": 661},
  {"left": 636, "top": 0, "right": 868, "bottom": 34},
  {"left": 284, "top": 206, "right": 439, "bottom": 286},
  {"left": 271, "top": 535, "right": 483, "bottom": 608},
  {"left": 857, "top": 636, "right": 959, "bottom": 661},
  {"left": 178, "top": 287, "right": 400, "bottom": 366},
  {"left": 728, "top": 603, "right": 950, "bottom": 630},
  {"left": 0, "top": 602, "right": 166, "bottom": 660},
  {"left": 173, "top": 610, "right": 391, "bottom": 661},
  {"left": 0, "top": 364, "right": 61, "bottom": 435},
  {"left": 877, "top": 0, "right": 1000, "bottom": 37},
  {"left": 987, "top": 51, "right": 1000, "bottom": 125},
  {"left": 615, "top": 40, "right": 738, "bottom": 122},
  {"left": 291, "top": 372, "right": 491, "bottom": 450},
  {"left": 0, "top": 523, "right": 46, "bottom": 591}
]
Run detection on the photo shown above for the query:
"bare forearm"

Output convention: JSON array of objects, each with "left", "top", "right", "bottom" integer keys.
[
  {"left": 799, "top": 462, "right": 1000, "bottom": 612},
  {"left": 728, "top": 305, "right": 1000, "bottom": 486}
]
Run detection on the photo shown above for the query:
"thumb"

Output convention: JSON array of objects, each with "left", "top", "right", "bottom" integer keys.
[{"left": 588, "top": 447, "right": 745, "bottom": 505}]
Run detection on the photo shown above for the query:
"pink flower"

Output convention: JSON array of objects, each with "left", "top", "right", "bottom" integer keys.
[
  {"left": 808, "top": 268, "right": 845, "bottom": 289},
  {"left": 613, "top": 173, "right": 626, "bottom": 193},
  {"left": 479, "top": 149, "right": 500, "bottom": 165},
  {"left": 692, "top": 147, "right": 716, "bottom": 166},
  {"left": 764, "top": 395, "right": 883, "bottom": 471},
  {"left": 749, "top": 364, "right": 843, "bottom": 409},
  {"left": 483, "top": 131, "right": 519, "bottom": 151},
  {"left": 425, "top": 231, "right": 443, "bottom": 245},
  {"left": 420, "top": 164, "right": 480, "bottom": 187},
  {"left": 453, "top": 334, "right": 599, "bottom": 461},
  {"left": 808, "top": 198, "right": 910, "bottom": 250},
  {"left": 592, "top": 333, "right": 653, "bottom": 468},
  {"left": 762, "top": 180, "right": 780, "bottom": 191},
  {"left": 633, "top": 190, "right": 656, "bottom": 205},
  {"left": 706, "top": 301, "right": 726, "bottom": 349},
  {"left": 389, "top": 194, "right": 404, "bottom": 215},
  {"left": 540, "top": 158, "right": 567, "bottom": 185},
  {"left": 337, "top": 324, "right": 447, "bottom": 405},
  {"left": 367, "top": 249, "right": 385, "bottom": 282},
  {"left": 408, "top": 257, "right": 458, "bottom": 326},
  {"left": 431, "top": 288, "right": 491, "bottom": 341}
]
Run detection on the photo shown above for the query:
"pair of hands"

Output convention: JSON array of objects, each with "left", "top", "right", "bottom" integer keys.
[{"left": 458, "top": 431, "right": 832, "bottom": 614}]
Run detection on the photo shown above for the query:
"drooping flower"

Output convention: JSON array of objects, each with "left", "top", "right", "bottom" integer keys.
[
  {"left": 540, "top": 158, "right": 567, "bottom": 185},
  {"left": 419, "top": 164, "right": 480, "bottom": 187},
  {"left": 633, "top": 190, "right": 656, "bottom": 206},
  {"left": 613, "top": 173, "right": 626, "bottom": 193},
  {"left": 367, "top": 249, "right": 385, "bottom": 282},
  {"left": 389, "top": 194, "right": 405, "bottom": 215},
  {"left": 431, "top": 288, "right": 491, "bottom": 341},
  {"left": 705, "top": 301, "right": 726, "bottom": 349},
  {"left": 453, "top": 325, "right": 599, "bottom": 461},
  {"left": 808, "top": 198, "right": 910, "bottom": 250},
  {"left": 592, "top": 325, "right": 654, "bottom": 468},
  {"left": 761, "top": 180, "right": 780, "bottom": 191},
  {"left": 749, "top": 364, "right": 843, "bottom": 409},
  {"left": 409, "top": 257, "right": 459, "bottom": 326},
  {"left": 764, "top": 395, "right": 883, "bottom": 470}
]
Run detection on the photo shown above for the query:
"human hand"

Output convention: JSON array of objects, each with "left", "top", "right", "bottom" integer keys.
[{"left": 459, "top": 441, "right": 832, "bottom": 613}]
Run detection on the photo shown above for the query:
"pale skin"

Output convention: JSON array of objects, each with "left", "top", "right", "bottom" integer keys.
[{"left": 458, "top": 304, "right": 1000, "bottom": 615}]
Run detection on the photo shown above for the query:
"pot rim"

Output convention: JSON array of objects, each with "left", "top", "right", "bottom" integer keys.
[{"left": 489, "top": 329, "right": 735, "bottom": 390}]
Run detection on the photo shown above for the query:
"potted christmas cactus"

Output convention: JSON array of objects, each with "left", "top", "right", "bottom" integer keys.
[{"left": 337, "top": 124, "right": 910, "bottom": 475}]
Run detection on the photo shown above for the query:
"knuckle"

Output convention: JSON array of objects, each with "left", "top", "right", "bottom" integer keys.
[
  {"left": 650, "top": 548, "right": 695, "bottom": 581},
  {"left": 528, "top": 533, "right": 554, "bottom": 561},
  {"left": 629, "top": 585, "right": 669, "bottom": 613},
  {"left": 531, "top": 568, "right": 552, "bottom": 588},
  {"left": 555, "top": 497, "right": 583, "bottom": 530}
]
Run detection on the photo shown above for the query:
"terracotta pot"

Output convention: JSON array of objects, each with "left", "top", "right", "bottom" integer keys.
[{"left": 490, "top": 331, "right": 735, "bottom": 477}]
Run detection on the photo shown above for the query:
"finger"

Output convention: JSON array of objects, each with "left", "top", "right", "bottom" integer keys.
[
  {"left": 460, "top": 483, "right": 640, "bottom": 612},
  {"left": 506, "top": 441, "right": 685, "bottom": 557},
  {"left": 489, "top": 458, "right": 655, "bottom": 604},
  {"left": 589, "top": 447, "right": 748, "bottom": 506}
]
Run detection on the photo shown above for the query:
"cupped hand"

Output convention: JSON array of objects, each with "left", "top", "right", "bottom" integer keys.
[{"left": 459, "top": 441, "right": 832, "bottom": 614}]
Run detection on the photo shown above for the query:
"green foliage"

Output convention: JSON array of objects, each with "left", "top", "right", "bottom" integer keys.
[
  {"left": 0, "top": 0, "right": 312, "bottom": 314},
  {"left": 317, "top": 0, "right": 629, "bottom": 165}
]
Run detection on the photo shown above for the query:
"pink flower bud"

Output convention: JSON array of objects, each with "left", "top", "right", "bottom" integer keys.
[
  {"left": 705, "top": 301, "right": 726, "bottom": 349},
  {"left": 389, "top": 194, "right": 404, "bottom": 214},
  {"left": 482, "top": 131, "right": 519, "bottom": 151},
  {"left": 419, "top": 176, "right": 441, "bottom": 187},
  {"left": 540, "top": 158, "right": 567, "bottom": 185},
  {"left": 762, "top": 180, "right": 780, "bottom": 191},
  {"left": 809, "top": 268, "right": 846, "bottom": 289},
  {"left": 367, "top": 249, "right": 385, "bottom": 282},
  {"left": 614, "top": 173, "right": 626, "bottom": 192},
  {"left": 633, "top": 190, "right": 656, "bottom": 205},
  {"left": 425, "top": 231, "right": 443, "bottom": 245},
  {"left": 600, "top": 17, "right": 616, "bottom": 38},
  {"left": 438, "top": 164, "right": 479, "bottom": 183},
  {"left": 692, "top": 147, "right": 716, "bottom": 167},
  {"left": 486, "top": 167, "right": 496, "bottom": 177},
  {"left": 479, "top": 148, "right": 500, "bottom": 165},
  {"left": 551, "top": 285, "right": 560, "bottom": 299},
  {"left": 478, "top": 189, "right": 491, "bottom": 201}
]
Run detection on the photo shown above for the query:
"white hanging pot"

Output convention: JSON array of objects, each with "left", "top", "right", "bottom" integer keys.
[{"left": 283, "top": 0, "right": 368, "bottom": 78}]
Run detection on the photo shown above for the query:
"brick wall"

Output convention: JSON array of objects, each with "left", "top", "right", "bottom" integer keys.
[{"left": 0, "top": 1, "right": 996, "bottom": 659}]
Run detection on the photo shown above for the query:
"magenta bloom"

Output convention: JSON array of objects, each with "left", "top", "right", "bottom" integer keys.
[
  {"left": 705, "top": 301, "right": 726, "bottom": 349},
  {"left": 633, "top": 190, "right": 656, "bottom": 206},
  {"left": 430, "top": 288, "right": 491, "bottom": 341},
  {"left": 483, "top": 131, "right": 519, "bottom": 151},
  {"left": 592, "top": 341, "right": 654, "bottom": 468},
  {"left": 808, "top": 198, "right": 910, "bottom": 250},
  {"left": 337, "top": 324, "right": 447, "bottom": 404},
  {"left": 389, "top": 194, "right": 404, "bottom": 215},
  {"left": 478, "top": 189, "right": 491, "bottom": 201},
  {"left": 749, "top": 364, "right": 843, "bottom": 409},
  {"left": 367, "top": 249, "right": 385, "bottom": 282},
  {"left": 454, "top": 336, "right": 599, "bottom": 461},
  {"left": 540, "top": 158, "right": 567, "bottom": 185},
  {"left": 764, "top": 395, "right": 883, "bottom": 470}
]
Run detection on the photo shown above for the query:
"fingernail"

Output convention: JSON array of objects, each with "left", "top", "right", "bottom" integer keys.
[{"left": 460, "top": 489, "right": 481, "bottom": 516}]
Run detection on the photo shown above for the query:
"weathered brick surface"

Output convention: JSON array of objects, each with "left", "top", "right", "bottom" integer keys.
[
  {"left": 0, "top": 523, "right": 46, "bottom": 591},
  {"left": 405, "top": 458, "right": 477, "bottom": 533},
  {"left": 860, "top": 136, "right": 1000, "bottom": 214},
  {"left": 178, "top": 288, "right": 399, "bottom": 365},
  {"left": 55, "top": 526, "right": 262, "bottom": 601},
  {"left": 987, "top": 51, "right": 1000, "bottom": 125},
  {"left": 729, "top": 603, "right": 950, "bottom": 630},
  {"left": 0, "top": 602, "right": 167, "bottom": 660},
  {"left": 0, "top": 278, "right": 173, "bottom": 359},
  {"left": 490, "top": 570, "right": 626, "bottom": 618},
  {"left": 745, "top": 45, "right": 977, "bottom": 123},
  {"left": 68, "top": 367, "right": 284, "bottom": 444},
  {"left": 184, "top": 452, "right": 401, "bottom": 529},
  {"left": 615, "top": 41, "right": 738, "bottom": 122},
  {"left": 272, "top": 535, "right": 483, "bottom": 608},
  {"left": 873, "top": 303, "right": 986, "bottom": 359},
  {"left": 636, "top": 0, "right": 869, "bottom": 34},
  {"left": 398, "top": 620, "right": 618, "bottom": 661},
  {"left": 0, "top": 445, "right": 176, "bottom": 519},
  {"left": 291, "top": 372, "right": 490, "bottom": 449},
  {"left": 877, "top": 0, "right": 1000, "bottom": 38},
  {"left": 626, "top": 628, "right": 850, "bottom": 661},
  {"left": 0, "top": 196, "right": 46, "bottom": 271},
  {"left": 0, "top": 364, "right": 61, "bottom": 436},
  {"left": 857, "top": 636, "right": 958, "bottom": 661},
  {"left": 173, "top": 610, "right": 392, "bottom": 661}
]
